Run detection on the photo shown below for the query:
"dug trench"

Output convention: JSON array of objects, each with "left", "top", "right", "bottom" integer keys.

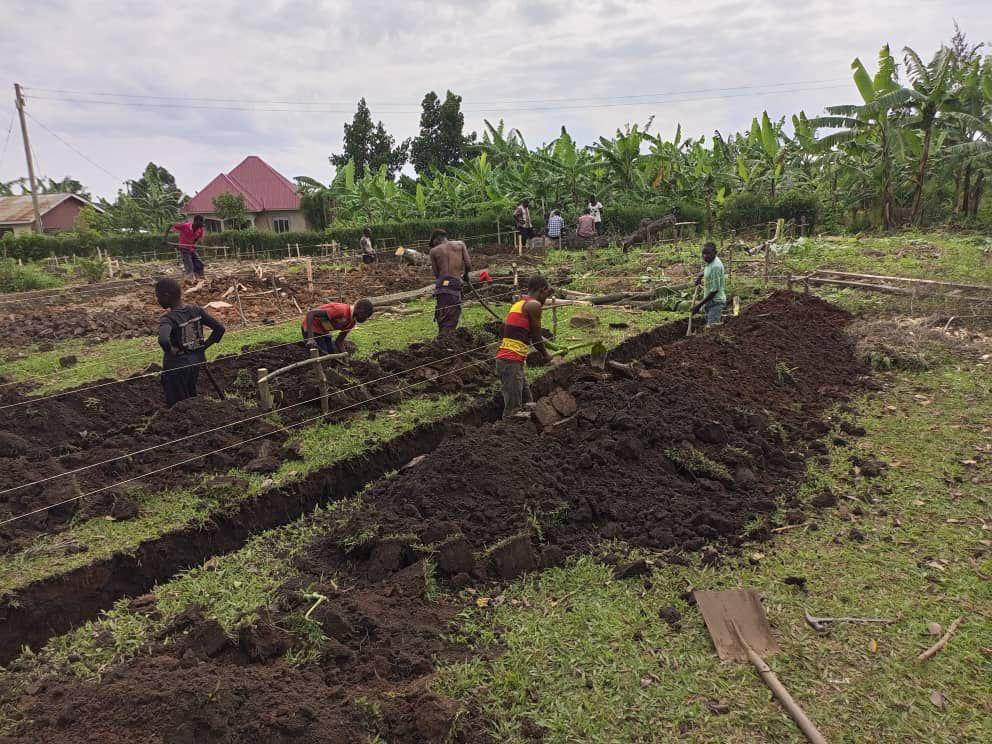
[
  {"left": 0, "top": 292, "right": 868, "bottom": 742},
  {"left": 0, "top": 312, "right": 683, "bottom": 665},
  {"left": 0, "top": 326, "right": 500, "bottom": 551}
]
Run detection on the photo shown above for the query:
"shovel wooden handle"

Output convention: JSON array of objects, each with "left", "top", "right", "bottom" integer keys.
[
  {"left": 686, "top": 284, "right": 701, "bottom": 337},
  {"left": 731, "top": 621, "right": 828, "bottom": 744}
]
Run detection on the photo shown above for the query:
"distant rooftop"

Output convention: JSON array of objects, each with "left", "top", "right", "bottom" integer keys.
[{"left": 184, "top": 156, "right": 301, "bottom": 214}]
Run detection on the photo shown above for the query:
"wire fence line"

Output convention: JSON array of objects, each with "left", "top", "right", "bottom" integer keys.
[
  {"left": 0, "top": 282, "right": 528, "bottom": 403},
  {"left": 0, "top": 350, "right": 509, "bottom": 529}
]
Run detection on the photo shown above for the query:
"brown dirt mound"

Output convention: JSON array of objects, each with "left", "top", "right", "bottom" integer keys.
[
  {"left": 353, "top": 291, "right": 862, "bottom": 561},
  {"left": 0, "top": 327, "right": 497, "bottom": 552},
  {"left": 0, "top": 291, "right": 863, "bottom": 743}
]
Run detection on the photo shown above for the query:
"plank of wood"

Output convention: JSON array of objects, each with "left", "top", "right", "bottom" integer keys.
[{"left": 814, "top": 270, "right": 992, "bottom": 292}]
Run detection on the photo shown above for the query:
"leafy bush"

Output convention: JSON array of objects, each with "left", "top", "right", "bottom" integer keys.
[
  {"left": 774, "top": 191, "right": 819, "bottom": 230},
  {"left": 0, "top": 259, "right": 63, "bottom": 293},
  {"left": 719, "top": 191, "right": 776, "bottom": 229}
]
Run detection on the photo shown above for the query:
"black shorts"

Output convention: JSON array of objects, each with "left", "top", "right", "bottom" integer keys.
[{"left": 161, "top": 355, "right": 201, "bottom": 407}]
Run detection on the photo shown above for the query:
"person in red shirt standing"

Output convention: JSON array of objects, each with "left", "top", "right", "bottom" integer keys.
[
  {"left": 166, "top": 215, "right": 206, "bottom": 282},
  {"left": 302, "top": 299, "right": 375, "bottom": 355}
]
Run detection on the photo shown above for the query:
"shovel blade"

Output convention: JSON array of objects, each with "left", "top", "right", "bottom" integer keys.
[{"left": 695, "top": 589, "right": 779, "bottom": 662}]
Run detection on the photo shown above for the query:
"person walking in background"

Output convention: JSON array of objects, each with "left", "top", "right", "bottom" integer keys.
[
  {"left": 360, "top": 227, "right": 376, "bottom": 265},
  {"left": 514, "top": 199, "right": 534, "bottom": 249},
  {"left": 576, "top": 208, "right": 597, "bottom": 239},
  {"left": 155, "top": 278, "right": 225, "bottom": 407},
  {"left": 546, "top": 209, "right": 565, "bottom": 244},
  {"left": 692, "top": 242, "right": 727, "bottom": 326},
  {"left": 166, "top": 215, "right": 206, "bottom": 282},
  {"left": 587, "top": 195, "right": 604, "bottom": 235}
]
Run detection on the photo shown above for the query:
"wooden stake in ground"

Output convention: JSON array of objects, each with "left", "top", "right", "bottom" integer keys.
[
  {"left": 918, "top": 617, "right": 964, "bottom": 661},
  {"left": 310, "top": 347, "right": 330, "bottom": 415},
  {"left": 257, "top": 368, "right": 272, "bottom": 411},
  {"left": 305, "top": 257, "right": 314, "bottom": 292}
]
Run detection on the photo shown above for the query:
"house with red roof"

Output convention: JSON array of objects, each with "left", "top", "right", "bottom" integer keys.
[{"left": 183, "top": 156, "right": 307, "bottom": 233}]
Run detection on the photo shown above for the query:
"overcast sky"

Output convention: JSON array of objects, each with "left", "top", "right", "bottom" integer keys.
[{"left": 0, "top": 0, "right": 987, "bottom": 200}]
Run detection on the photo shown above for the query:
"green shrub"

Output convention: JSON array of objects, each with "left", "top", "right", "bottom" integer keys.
[
  {"left": 719, "top": 191, "right": 775, "bottom": 229},
  {"left": 774, "top": 191, "right": 819, "bottom": 230},
  {"left": 0, "top": 259, "right": 63, "bottom": 293}
]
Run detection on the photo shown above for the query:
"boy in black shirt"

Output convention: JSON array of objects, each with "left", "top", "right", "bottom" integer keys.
[{"left": 155, "top": 278, "right": 225, "bottom": 407}]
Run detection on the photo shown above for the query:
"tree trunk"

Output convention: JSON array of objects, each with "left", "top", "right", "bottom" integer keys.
[
  {"left": 910, "top": 126, "right": 933, "bottom": 224},
  {"left": 961, "top": 162, "right": 972, "bottom": 215},
  {"left": 969, "top": 171, "right": 985, "bottom": 218},
  {"left": 951, "top": 168, "right": 962, "bottom": 215},
  {"left": 880, "top": 127, "right": 893, "bottom": 230}
]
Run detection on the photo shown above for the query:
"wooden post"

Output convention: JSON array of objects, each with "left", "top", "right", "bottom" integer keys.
[
  {"left": 257, "top": 368, "right": 272, "bottom": 410},
  {"left": 305, "top": 257, "right": 314, "bottom": 292},
  {"left": 14, "top": 84, "right": 43, "bottom": 233},
  {"left": 311, "top": 347, "right": 330, "bottom": 415},
  {"left": 552, "top": 302, "right": 558, "bottom": 338},
  {"left": 512, "top": 262, "right": 519, "bottom": 287},
  {"left": 496, "top": 220, "right": 501, "bottom": 246},
  {"left": 106, "top": 255, "right": 114, "bottom": 278},
  {"left": 763, "top": 244, "right": 771, "bottom": 289},
  {"left": 232, "top": 284, "right": 248, "bottom": 327}
]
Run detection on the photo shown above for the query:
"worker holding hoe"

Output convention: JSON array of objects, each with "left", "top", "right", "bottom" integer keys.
[
  {"left": 155, "top": 278, "right": 225, "bottom": 408},
  {"left": 495, "top": 275, "right": 559, "bottom": 419},
  {"left": 692, "top": 242, "right": 727, "bottom": 326},
  {"left": 302, "top": 299, "right": 375, "bottom": 355},
  {"left": 165, "top": 215, "right": 206, "bottom": 283},
  {"left": 429, "top": 228, "right": 471, "bottom": 336}
]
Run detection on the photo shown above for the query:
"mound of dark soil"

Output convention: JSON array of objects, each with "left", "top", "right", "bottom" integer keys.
[
  {"left": 0, "top": 292, "right": 864, "bottom": 743},
  {"left": 0, "top": 327, "right": 498, "bottom": 551}
]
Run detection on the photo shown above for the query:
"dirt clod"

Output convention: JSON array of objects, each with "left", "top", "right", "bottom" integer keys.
[
  {"left": 488, "top": 533, "right": 538, "bottom": 579},
  {"left": 658, "top": 605, "right": 682, "bottom": 629},
  {"left": 614, "top": 559, "right": 650, "bottom": 580}
]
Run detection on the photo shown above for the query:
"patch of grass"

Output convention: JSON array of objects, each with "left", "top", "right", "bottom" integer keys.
[
  {"left": 435, "top": 359, "right": 992, "bottom": 742},
  {"left": 664, "top": 446, "right": 732, "bottom": 482},
  {"left": 0, "top": 259, "right": 63, "bottom": 293}
]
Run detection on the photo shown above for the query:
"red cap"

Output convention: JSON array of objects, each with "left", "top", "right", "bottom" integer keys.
[{"left": 479, "top": 270, "right": 493, "bottom": 283}]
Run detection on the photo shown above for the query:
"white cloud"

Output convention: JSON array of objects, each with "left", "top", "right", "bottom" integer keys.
[{"left": 0, "top": 0, "right": 986, "bottom": 199}]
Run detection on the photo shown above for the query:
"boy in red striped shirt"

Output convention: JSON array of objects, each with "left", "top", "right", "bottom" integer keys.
[{"left": 495, "top": 275, "right": 555, "bottom": 418}]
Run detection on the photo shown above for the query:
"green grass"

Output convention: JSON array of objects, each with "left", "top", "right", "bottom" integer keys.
[
  {"left": 0, "top": 260, "right": 64, "bottom": 293},
  {"left": 435, "top": 359, "right": 992, "bottom": 743}
]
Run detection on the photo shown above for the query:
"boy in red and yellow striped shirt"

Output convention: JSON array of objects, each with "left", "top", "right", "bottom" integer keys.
[{"left": 495, "top": 275, "right": 556, "bottom": 418}]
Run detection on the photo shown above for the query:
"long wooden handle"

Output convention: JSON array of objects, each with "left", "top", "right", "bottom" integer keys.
[
  {"left": 732, "top": 621, "right": 827, "bottom": 744},
  {"left": 686, "top": 284, "right": 701, "bottom": 337},
  {"left": 743, "top": 645, "right": 828, "bottom": 744}
]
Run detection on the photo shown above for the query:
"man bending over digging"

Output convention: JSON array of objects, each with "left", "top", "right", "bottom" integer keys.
[
  {"left": 495, "top": 275, "right": 557, "bottom": 418},
  {"left": 429, "top": 227, "right": 472, "bottom": 336},
  {"left": 302, "top": 299, "right": 375, "bottom": 355},
  {"left": 692, "top": 242, "right": 727, "bottom": 326},
  {"left": 156, "top": 278, "right": 225, "bottom": 407}
]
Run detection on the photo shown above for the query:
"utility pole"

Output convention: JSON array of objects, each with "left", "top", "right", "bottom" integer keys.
[{"left": 14, "top": 83, "right": 43, "bottom": 233}]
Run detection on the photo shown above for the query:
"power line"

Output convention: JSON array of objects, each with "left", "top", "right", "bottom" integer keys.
[
  {"left": 23, "top": 110, "right": 127, "bottom": 185},
  {"left": 0, "top": 107, "right": 15, "bottom": 172},
  {"left": 25, "top": 83, "right": 852, "bottom": 116},
  {"left": 22, "top": 77, "right": 849, "bottom": 107}
]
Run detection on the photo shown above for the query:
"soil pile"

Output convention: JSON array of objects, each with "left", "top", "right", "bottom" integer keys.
[{"left": 0, "top": 292, "right": 865, "bottom": 743}]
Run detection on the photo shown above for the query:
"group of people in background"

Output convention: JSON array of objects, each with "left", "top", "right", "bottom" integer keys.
[{"left": 515, "top": 195, "right": 605, "bottom": 244}]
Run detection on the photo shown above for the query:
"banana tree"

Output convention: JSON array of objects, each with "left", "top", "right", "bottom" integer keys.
[
  {"left": 532, "top": 128, "right": 597, "bottom": 207},
  {"left": 810, "top": 45, "right": 911, "bottom": 228},
  {"left": 590, "top": 122, "right": 652, "bottom": 191},
  {"left": 901, "top": 45, "right": 957, "bottom": 222}
]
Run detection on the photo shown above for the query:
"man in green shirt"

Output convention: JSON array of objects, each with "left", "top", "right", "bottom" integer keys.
[{"left": 692, "top": 242, "right": 727, "bottom": 326}]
